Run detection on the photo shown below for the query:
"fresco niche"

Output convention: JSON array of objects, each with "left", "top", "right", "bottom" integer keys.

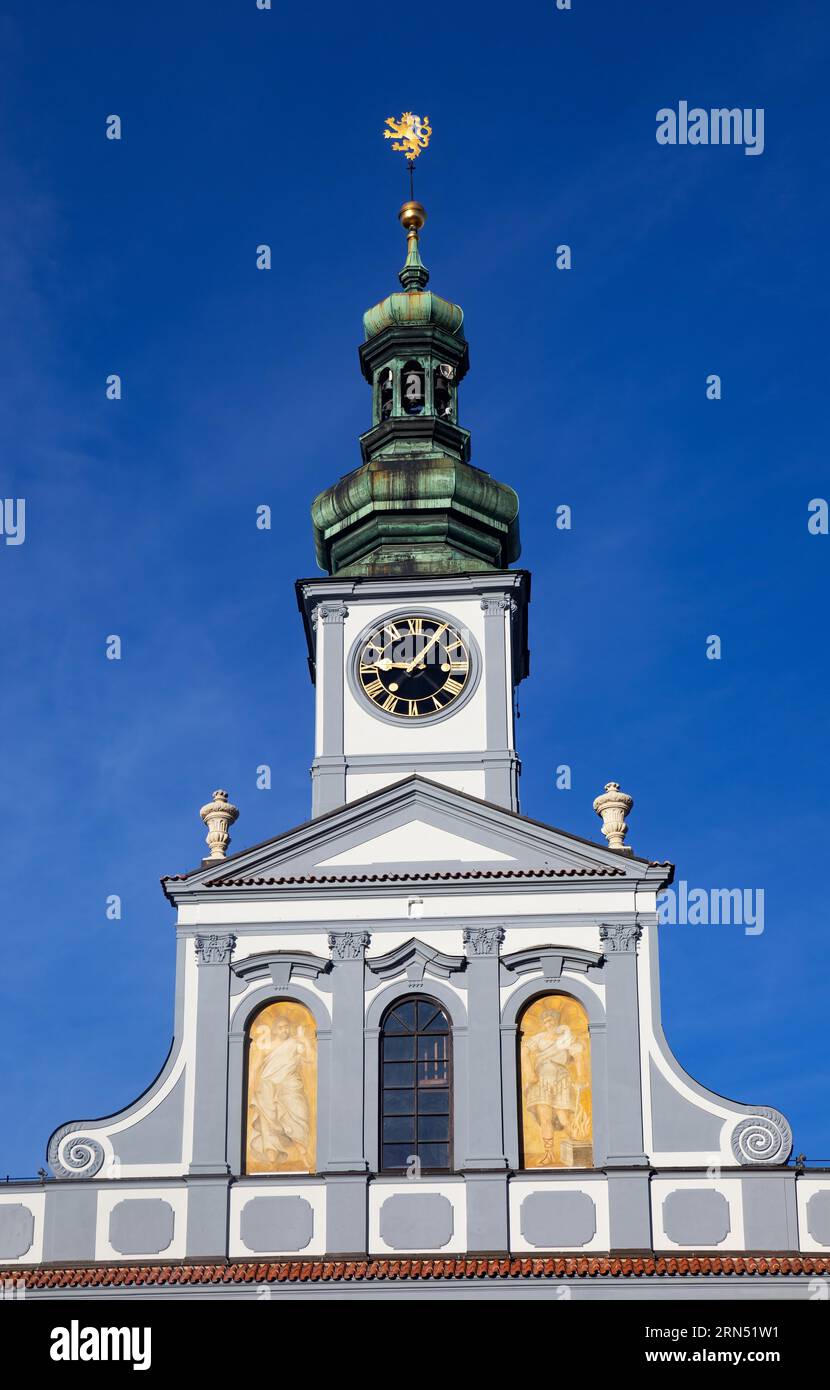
[
  {"left": 245, "top": 1000, "right": 317, "bottom": 1174},
  {"left": 519, "top": 993, "right": 593, "bottom": 1168}
]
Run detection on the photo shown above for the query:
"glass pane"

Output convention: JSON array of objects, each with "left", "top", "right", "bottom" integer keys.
[
  {"left": 384, "top": 1063, "right": 415, "bottom": 1088},
  {"left": 417, "top": 1002, "right": 442, "bottom": 1031},
  {"left": 418, "top": 1088, "right": 449, "bottom": 1114},
  {"left": 417, "top": 1035, "right": 448, "bottom": 1064},
  {"left": 383, "top": 1035, "right": 415, "bottom": 1061},
  {"left": 417, "top": 1059, "right": 449, "bottom": 1085},
  {"left": 418, "top": 1143, "right": 449, "bottom": 1170},
  {"left": 383, "top": 1089, "right": 415, "bottom": 1115},
  {"left": 382, "top": 1144, "right": 413, "bottom": 1170},
  {"left": 383, "top": 1116, "right": 415, "bottom": 1143},
  {"left": 383, "top": 1003, "right": 415, "bottom": 1034},
  {"left": 418, "top": 1114, "right": 449, "bottom": 1142},
  {"left": 422, "top": 1011, "right": 449, "bottom": 1035}
]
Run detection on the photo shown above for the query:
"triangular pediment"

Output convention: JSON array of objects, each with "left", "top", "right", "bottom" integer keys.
[
  {"left": 162, "top": 776, "right": 671, "bottom": 898},
  {"left": 317, "top": 820, "right": 516, "bottom": 867}
]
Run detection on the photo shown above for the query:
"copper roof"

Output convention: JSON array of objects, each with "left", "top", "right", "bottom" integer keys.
[
  {"left": 202, "top": 866, "right": 627, "bottom": 888},
  {"left": 6, "top": 1256, "right": 827, "bottom": 1290}
]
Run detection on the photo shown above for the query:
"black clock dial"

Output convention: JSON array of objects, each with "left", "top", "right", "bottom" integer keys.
[{"left": 358, "top": 615, "right": 471, "bottom": 718}]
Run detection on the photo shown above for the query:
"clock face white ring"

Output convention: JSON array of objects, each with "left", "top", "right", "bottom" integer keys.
[{"left": 348, "top": 608, "right": 481, "bottom": 724}]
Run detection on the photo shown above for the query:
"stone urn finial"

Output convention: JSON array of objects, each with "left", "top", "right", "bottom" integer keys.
[
  {"left": 199, "top": 789, "right": 239, "bottom": 860},
  {"left": 593, "top": 781, "right": 633, "bottom": 854}
]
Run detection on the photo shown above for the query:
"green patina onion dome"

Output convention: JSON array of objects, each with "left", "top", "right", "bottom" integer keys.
[{"left": 311, "top": 200, "right": 520, "bottom": 577}]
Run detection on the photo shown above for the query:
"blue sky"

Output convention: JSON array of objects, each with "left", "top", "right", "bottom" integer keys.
[{"left": 1, "top": 0, "right": 828, "bottom": 1174}]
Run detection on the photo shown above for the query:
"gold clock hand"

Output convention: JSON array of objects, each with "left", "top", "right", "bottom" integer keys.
[{"left": 404, "top": 623, "right": 447, "bottom": 674}]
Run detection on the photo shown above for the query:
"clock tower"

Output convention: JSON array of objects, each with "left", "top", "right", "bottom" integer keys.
[
  {"left": 297, "top": 198, "right": 530, "bottom": 816},
  {"left": 9, "top": 137, "right": 807, "bottom": 1301}
]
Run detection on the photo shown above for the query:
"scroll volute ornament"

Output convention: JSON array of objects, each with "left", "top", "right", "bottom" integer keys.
[
  {"left": 593, "top": 781, "right": 633, "bottom": 854},
  {"left": 199, "top": 788, "right": 239, "bottom": 860}
]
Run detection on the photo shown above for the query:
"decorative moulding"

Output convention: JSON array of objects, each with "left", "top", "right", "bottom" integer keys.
[
  {"left": 366, "top": 936, "right": 466, "bottom": 988},
  {"left": 730, "top": 1108, "right": 793, "bottom": 1167},
  {"left": 500, "top": 945, "right": 604, "bottom": 987},
  {"left": 231, "top": 950, "right": 333, "bottom": 995},
  {"left": 47, "top": 1124, "right": 106, "bottom": 1180}
]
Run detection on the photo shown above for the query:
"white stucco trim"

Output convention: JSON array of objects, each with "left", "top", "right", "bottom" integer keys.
[
  {"left": 229, "top": 1182, "right": 326, "bottom": 1259},
  {"left": 95, "top": 1185, "right": 187, "bottom": 1263},
  {"left": 508, "top": 1176, "right": 610, "bottom": 1254},
  {"left": 176, "top": 889, "right": 642, "bottom": 927},
  {"left": 0, "top": 1190, "right": 46, "bottom": 1266},
  {"left": 637, "top": 926, "right": 736, "bottom": 1166},
  {"left": 368, "top": 1180, "right": 468, "bottom": 1255},
  {"left": 651, "top": 1176, "right": 746, "bottom": 1251},
  {"left": 795, "top": 1177, "right": 830, "bottom": 1252},
  {"left": 82, "top": 944, "right": 198, "bottom": 1179}
]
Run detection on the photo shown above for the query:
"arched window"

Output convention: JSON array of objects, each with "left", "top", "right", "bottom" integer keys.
[
  {"left": 433, "top": 362, "right": 455, "bottom": 419},
  {"left": 378, "top": 366, "right": 394, "bottom": 421},
  {"left": 401, "top": 360, "right": 425, "bottom": 416},
  {"left": 518, "top": 994, "right": 593, "bottom": 1169},
  {"left": 380, "top": 998, "right": 452, "bottom": 1172},
  {"left": 245, "top": 1000, "right": 317, "bottom": 1174}
]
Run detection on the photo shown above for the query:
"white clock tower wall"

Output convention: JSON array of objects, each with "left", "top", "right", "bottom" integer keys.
[{"left": 297, "top": 573, "right": 530, "bottom": 817}]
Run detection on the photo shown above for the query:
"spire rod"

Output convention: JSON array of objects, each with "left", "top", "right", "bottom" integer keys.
[
  {"left": 384, "top": 111, "right": 432, "bottom": 193},
  {"left": 383, "top": 114, "right": 433, "bottom": 294}
]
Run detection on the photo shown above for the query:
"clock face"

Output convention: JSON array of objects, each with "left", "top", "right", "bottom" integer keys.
[{"left": 357, "top": 614, "right": 471, "bottom": 719}]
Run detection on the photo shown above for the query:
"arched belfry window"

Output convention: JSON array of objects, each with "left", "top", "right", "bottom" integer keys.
[
  {"left": 433, "top": 362, "right": 455, "bottom": 419},
  {"left": 245, "top": 1000, "right": 317, "bottom": 1174},
  {"left": 378, "top": 367, "right": 394, "bottom": 421},
  {"left": 401, "top": 360, "right": 425, "bottom": 416},
  {"left": 380, "top": 998, "right": 452, "bottom": 1172},
  {"left": 518, "top": 994, "right": 593, "bottom": 1169}
]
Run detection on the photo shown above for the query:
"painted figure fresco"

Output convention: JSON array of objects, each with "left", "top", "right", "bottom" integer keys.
[
  {"left": 519, "top": 994, "right": 592, "bottom": 1168},
  {"left": 246, "top": 1001, "right": 317, "bottom": 1173}
]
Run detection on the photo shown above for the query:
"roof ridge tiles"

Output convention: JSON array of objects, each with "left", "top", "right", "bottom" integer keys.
[{"left": 6, "top": 1255, "right": 826, "bottom": 1288}]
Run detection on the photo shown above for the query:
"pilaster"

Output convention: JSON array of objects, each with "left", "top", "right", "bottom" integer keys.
[
  {"left": 311, "top": 602, "right": 348, "bottom": 816},
  {"left": 460, "top": 926, "right": 508, "bottom": 1171},
  {"left": 325, "top": 931, "right": 370, "bottom": 1173},
  {"left": 189, "top": 933, "right": 236, "bottom": 1176},
  {"left": 599, "top": 923, "right": 649, "bottom": 1168},
  {"left": 480, "top": 595, "right": 517, "bottom": 811}
]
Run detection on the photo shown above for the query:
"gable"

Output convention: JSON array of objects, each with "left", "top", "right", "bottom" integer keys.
[
  {"left": 163, "top": 776, "right": 671, "bottom": 898},
  {"left": 317, "top": 820, "right": 516, "bottom": 867}
]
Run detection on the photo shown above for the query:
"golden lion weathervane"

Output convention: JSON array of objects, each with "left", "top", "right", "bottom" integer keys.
[
  {"left": 384, "top": 113, "right": 432, "bottom": 201},
  {"left": 384, "top": 112, "right": 432, "bottom": 161}
]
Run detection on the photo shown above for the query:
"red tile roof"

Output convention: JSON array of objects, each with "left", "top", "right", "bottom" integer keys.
[
  {"left": 6, "top": 1256, "right": 828, "bottom": 1290},
  {"left": 203, "top": 866, "right": 627, "bottom": 887}
]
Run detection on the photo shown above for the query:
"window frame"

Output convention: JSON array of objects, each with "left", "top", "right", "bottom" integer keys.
[{"left": 378, "top": 995, "right": 454, "bottom": 1175}]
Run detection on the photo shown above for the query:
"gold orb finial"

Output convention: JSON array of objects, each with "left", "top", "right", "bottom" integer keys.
[{"left": 398, "top": 200, "right": 426, "bottom": 233}]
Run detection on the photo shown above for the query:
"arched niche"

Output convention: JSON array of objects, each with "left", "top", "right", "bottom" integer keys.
[
  {"left": 501, "top": 976, "right": 608, "bottom": 1169},
  {"left": 228, "top": 984, "right": 332, "bottom": 1175},
  {"left": 244, "top": 998, "right": 318, "bottom": 1175},
  {"left": 517, "top": 993, "right": 593, "bottom": 1170}
]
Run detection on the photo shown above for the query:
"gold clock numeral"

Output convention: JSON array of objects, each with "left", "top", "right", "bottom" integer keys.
[{"left": 359, "top": 616, "right": 471, "bottom": 718}]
